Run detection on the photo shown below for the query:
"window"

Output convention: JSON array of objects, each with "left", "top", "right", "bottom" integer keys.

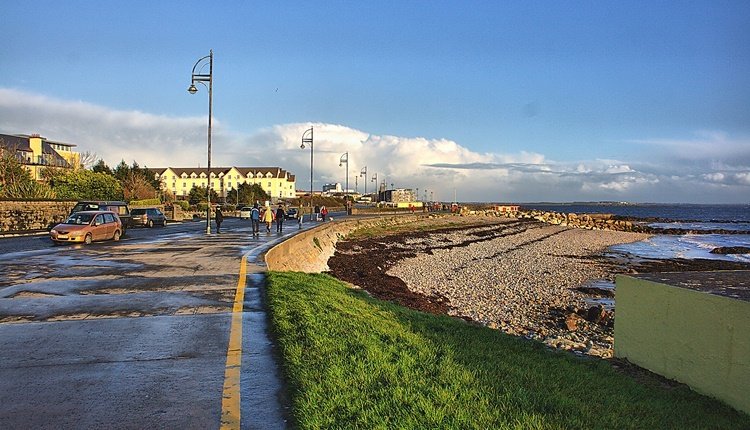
[
  {"left": 95, "top": 214, "right": 104, "bottom": 225},
  {"left": 104, "top": 213, "right": 116, "bottom": 223},
  {"left": 268, "top": 182, "right": 271, "bottom": 187},
  {"left": 183, "top": 182, "right": 186, "bottom": 188}
]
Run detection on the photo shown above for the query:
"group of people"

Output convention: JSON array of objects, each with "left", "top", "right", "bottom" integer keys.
[
  {"left": 248, "top": 202, "right": 300, "bottom": 235},
  {"left": 313, "top": 205, "right": 329, "bottom": 221},
  {"left": 213, "top": 201, "right": 335, "bottom": 235}
]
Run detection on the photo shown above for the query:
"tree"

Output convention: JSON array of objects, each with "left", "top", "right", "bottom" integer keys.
[
  {"left": 2, "top": 180, "right": 56, "bottom": 199},
  {"left": 92, "top": 159, "right": 112, "bottom": 175},
  {"left": 187, "top": 185, "right": 219, "bottom": 205},
  {"left": 0, "top": 141, "right": 34, "bottom": 193},
  {"left": 50, "top": 170, "right": 123, "bottom": 200},
  {"left": 227, "top": 182, "right": 270, "bottom": 205},
  {"left": 113, "top": 160, "right": 130, "bottom": 182},
  {"left": 77, "top": 151, "right": 98, "bottom": 169},
  {"left": 122, "top": 171, "right": 157, "bottom": 201}
]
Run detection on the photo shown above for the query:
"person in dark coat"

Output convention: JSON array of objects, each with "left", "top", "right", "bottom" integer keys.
[
  {"left": 275, "top": 203, "right": 285, "bottom": 232},
  {"left": 215, "top": 207, "right": 224, "bottom": 233}
]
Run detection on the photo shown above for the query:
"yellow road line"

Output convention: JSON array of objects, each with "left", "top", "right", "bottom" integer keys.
[{"left": 220, "top": 252, "right": 249, "bottom": 429}]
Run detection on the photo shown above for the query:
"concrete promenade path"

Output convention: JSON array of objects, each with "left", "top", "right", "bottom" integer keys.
[{"left": 0, "top": 217, "right": 320, "bottom": 429}]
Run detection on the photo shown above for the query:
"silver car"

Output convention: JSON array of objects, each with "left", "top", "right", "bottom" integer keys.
[{"left": 130, "top": 208, "right": 167, "bottom": 228}]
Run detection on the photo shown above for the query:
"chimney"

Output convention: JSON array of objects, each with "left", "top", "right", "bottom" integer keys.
[{"left": 29, "top": 134, "right": 44, "bottom": 162}]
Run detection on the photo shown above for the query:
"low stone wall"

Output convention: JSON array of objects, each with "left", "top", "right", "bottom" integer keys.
[{"left": 0, "top": 200, "right": 76, "bottom": 233}]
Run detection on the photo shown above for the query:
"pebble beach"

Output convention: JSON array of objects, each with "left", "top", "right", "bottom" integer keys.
[{"left": 385, "top": 219, "right": 651, "bottom": 357}]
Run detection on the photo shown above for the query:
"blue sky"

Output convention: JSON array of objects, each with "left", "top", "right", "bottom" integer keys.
[{"left": 2, "top": 1, "right": 749, "bottom": 203}]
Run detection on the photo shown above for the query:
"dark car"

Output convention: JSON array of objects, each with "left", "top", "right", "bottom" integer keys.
[
  {"left": 285, "top": 207, "right": 299, "bottom": 220},
  {"left": 130, "top": 208, "right": 167, "bottom": 228},
  {"left": 70, "top": 201, "right": 130, "bottom": 234}
]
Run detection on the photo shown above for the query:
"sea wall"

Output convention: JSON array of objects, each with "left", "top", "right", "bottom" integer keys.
[
  {"left": 615, "top": 273, "right": 750, "bottom": 414},
  {"left": 0, "top": 200, "right": 76, "bottom": 233},
  {"left": 265, "top": 215, "right": 420, "bottom": 272}
]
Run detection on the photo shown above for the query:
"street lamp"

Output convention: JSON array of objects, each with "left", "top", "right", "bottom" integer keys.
[
  {"left": 188, "top": 50, "right": 213, "bottom": 234},
  {"left": 339, "top": 152, "right": 348, "bottom": 201},
  {"left": 300, "top": 127, "right": 314, "bottom": 222},
  {"left": 360, "top": 166, "right": 367, "bottom": 197},
  {"left": 371, "top": 173, "right": 378, "bottom": 202}
]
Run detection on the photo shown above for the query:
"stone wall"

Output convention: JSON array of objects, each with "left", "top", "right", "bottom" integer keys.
[{"left": 0, "top": 200, "right": 77, "bottom": 233}]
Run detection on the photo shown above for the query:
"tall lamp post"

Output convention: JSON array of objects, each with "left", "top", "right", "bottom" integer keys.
[
  {"left": 371, "top": 173, "right": 378, "bottom": 202},
  {"left": 300, "top": 127, "right": 314, "bottom": 222},
  {"left": 188, "top": 50, "right": 214, "bottom": 234},
  {"left": 360, "top": 166, "right": 367, "bottom": 198},
  {"left": 339, "top": 152, "right": 349, "bottom": 201}
]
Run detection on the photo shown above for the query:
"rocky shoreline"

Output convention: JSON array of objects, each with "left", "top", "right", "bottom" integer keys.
[{"left": 327, "top": 216, "right": 750, "bottom": 359}]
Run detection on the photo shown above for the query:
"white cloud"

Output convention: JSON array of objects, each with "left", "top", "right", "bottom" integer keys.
[
  {"left": 1, "top": 88, "right": 749, "bottom": 203},
  {"left": 629, "top": 130, "right": 750, "bottom": 166}
]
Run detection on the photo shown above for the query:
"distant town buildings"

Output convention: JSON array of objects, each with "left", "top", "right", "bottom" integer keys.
[
  {"left": 0, "top": 133, "right": 81, "bottom": 180},
  {"left": 151, "top": 167, "right": 296, "bottom": 201}
]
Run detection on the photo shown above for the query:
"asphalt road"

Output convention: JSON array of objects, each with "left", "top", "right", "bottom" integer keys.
[{"left": 0, "top": 217, "right": 307, "bottom": 429}]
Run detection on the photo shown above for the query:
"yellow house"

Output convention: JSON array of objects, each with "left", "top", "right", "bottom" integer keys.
[
  {"left": 0, "top": 133, "right": 80, "bottom": 180},
  {"left": 153, "top": 166, "right": 297, "bottom": 201}
]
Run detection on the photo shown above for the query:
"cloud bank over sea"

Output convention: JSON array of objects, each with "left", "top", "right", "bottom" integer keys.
[{"left": 1, "top": 88, "right": 748, "bottom": 203}]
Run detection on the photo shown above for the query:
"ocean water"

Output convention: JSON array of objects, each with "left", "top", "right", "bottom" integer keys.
[{"left": 520, "top": 203, "right": 750, "bottom": 262}]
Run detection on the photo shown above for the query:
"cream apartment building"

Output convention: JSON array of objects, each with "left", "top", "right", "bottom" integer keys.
[
  {"left": 153, "top": 167, "right": 297, "bottom": 201},
  {"left": 0, "top": 133, "right": 80, "bottom": 179}
]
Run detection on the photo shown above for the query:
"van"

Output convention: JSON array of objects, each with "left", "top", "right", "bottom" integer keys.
[{"left": 71, "top": 201, "right": 131, "bottom": 234}]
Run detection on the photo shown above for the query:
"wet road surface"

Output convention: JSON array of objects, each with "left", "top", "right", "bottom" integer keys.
[{"left": 0, "top": 217, "right": 314, "bottom": 429}]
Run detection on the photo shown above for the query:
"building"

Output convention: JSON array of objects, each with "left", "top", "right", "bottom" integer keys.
[
  {"left": 379, "top": 188, "right": 417, "bottom": 206},
  {"left": 152, "top": 167, "right": 296, "bottom": 201},
  {"left": 321, "top": 183, "right": 342, "bottom": 195},
  {"left": 0, "top": 133, "right": 80, "bottom": 180}
]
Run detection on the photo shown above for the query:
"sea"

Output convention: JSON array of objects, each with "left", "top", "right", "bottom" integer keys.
[
  {"left": 515, "top": 203, "right": 749, "bottom": 309},
  {"left": 519, "top": 203, "right": 750, "bottom": 263}
]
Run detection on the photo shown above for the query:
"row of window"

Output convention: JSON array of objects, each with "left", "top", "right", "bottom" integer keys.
[{"left": 170, "top": 181, "right": 294, "bottom": 189}]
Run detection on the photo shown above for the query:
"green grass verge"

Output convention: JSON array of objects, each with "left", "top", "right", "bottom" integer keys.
[{"left": 266, "top": 272, "right": 749, "bottom": 429}]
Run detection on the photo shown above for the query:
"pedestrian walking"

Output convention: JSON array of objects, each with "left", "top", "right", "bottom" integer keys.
[
  {"left": 275, "top": 203, "right": 285, "bottom": 233},
  {"left": 314, "top": 205, "right": 321, "bottom": 221},
  {"left": 321, "top": 206, "right": 328, "bottom": 221},
  {"left": 250, "top": 203, "right": 260, "bottom": 235},
  {"left": 262, "top": 204, "right": 274, "bottom": 232},
  {"left": 297, "top": 208, "right": 303, "bottom": 228},
  {"left": 215, "top": 207, "right": 224, "bottom": 233}
]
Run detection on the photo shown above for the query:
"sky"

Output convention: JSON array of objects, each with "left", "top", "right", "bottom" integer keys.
[{"left": 1, "top": 1, "right": 749, "bottom": 203}]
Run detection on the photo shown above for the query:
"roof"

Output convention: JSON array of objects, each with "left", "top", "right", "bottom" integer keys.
[
  {"left": 150, "top": 167, "right": 296, "bottom": 180},
  {"left": 0, "top": 133, "right": 73, "bottom": 168}
]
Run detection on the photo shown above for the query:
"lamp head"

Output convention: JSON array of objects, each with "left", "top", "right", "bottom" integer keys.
[
  {"left": 339, "top": 163, "right": 342, "bottom": 167},
  {"left": 188, "top": 84, "right": 198, "bottom": 94},
  {"left": 300, "top": 143, "right": 305, "bottom": 149}
]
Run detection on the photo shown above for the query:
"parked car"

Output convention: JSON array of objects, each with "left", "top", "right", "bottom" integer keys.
[
  {"left": 130, "top": 208, "right": 167, "bottom": 228},
  {"left": 285, "top": 207, "right": 299, "bottom": 220},
  {"left": 239, "top": 206, "right": 253, "bottom": 219},
  {"left": 70, "top": 201, "right": 130, "bottom": 234},
  {"left": 50, "top": 211, "right": 123, "bottom": 245}
]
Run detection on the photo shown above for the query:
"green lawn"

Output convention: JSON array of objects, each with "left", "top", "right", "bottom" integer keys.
[{"left": 266, "top": 271, "right": 750, "bottom": 430}]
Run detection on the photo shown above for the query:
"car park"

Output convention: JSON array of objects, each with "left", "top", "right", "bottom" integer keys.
[
  {"left": 50, "top": 211, "right": 123, "bottom": 245},
  {"left": 239, "top": 206, "right": 253, "bottom": 219},
  {"left": 70, "top": 201, "right": 131, "bottom": 233},
  {"left": 285, "top": 207, "right": 298, "bottom": 220},
  {"left": 130, "top": 208, "right": 167, "bottom": 228}
]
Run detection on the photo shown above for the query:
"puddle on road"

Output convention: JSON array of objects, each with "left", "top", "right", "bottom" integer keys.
[{"left": 9, "top": 291, "right": 63, "bottom": 298}]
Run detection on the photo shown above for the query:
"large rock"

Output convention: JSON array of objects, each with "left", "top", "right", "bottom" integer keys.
[{"left": 710, "top": 246, "right": 750, "bottom": 255}]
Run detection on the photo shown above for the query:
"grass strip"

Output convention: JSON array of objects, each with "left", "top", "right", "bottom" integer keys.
[{"left": 267, "top": 271, "right": 749, "bottom": 429}]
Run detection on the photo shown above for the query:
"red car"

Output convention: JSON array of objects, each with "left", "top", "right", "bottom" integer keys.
[{"left": 50, "top": 210, "right": 123, "bottom": 245}]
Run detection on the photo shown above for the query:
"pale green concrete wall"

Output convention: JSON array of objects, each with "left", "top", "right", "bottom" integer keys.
[{"left": 614, "top": 275, "right": 750, "bottom": 414}]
